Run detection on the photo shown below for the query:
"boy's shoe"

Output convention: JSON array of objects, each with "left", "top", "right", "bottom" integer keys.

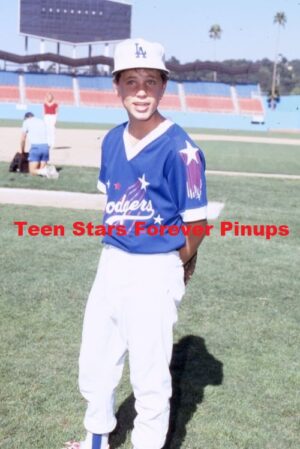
[
  {"left": 36, "top": 167, "right": 48, "bottom": 177},
  {"left": 36, "top": 164, "right": 59, "bottom": 179},
  {"left": 46, "top": 164, "right": 59, "bottom": 179}
]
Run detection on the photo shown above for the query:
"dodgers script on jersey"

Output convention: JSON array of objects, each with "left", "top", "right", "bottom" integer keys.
[{"left": 98, "top": 120, "right": 207, "bottom": 253}]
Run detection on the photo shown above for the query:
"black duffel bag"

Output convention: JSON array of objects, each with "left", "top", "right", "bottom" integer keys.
[{"left": 9, "top": 152, "right": 29, "bottom": 173}]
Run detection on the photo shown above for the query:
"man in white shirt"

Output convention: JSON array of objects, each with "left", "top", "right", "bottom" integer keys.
[{"left": 21, "top": 112, "right": 51, "bottom": 176}]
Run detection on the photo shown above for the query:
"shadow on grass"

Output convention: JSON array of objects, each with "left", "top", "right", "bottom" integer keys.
[{"left": 110, "top": 335, "right": 223, "bottom": 449}]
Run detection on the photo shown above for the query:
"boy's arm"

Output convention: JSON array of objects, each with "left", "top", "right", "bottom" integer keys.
[
  {"left": 20, "top": 132, "right": 27, "bottom": 153},
  {"left": 179, "top": 218, "right": 207, "bottom": 284}
]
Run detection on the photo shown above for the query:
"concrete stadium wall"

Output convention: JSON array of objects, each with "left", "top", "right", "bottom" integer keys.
[{"left": 1, "top": 96, "right": 299, "bottom": 131}]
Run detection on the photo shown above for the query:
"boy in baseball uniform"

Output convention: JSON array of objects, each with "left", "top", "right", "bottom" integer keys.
[{"left": 65, "top": 38, "right": 208, "bottom": 449}]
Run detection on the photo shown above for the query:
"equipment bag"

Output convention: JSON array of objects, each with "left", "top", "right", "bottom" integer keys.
[{"left": 9, "top": 152, "right": 29, "bottom": 173}]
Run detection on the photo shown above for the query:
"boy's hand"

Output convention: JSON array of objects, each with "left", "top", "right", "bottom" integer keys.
[{"left": 183, "top": 252, "right": 198, "bottom": 285}]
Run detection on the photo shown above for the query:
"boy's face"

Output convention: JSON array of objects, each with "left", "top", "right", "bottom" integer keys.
[{"left": 114, "top": 68, "right": 166, "bottom": 122}]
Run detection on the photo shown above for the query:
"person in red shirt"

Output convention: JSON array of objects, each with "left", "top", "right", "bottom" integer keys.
[{"left": 44, "top": 92, "right": 58, "bottom": 149}]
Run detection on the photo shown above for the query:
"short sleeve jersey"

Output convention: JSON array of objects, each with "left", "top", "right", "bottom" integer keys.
[
  {"left": 98, "top": 119, "right": 207, "bottom": 254},
  {"left": 22, "top": 117, "right": 48, "bottom": 145}
]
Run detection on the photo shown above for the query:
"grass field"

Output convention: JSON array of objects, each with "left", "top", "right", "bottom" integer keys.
[
  {"left": 1, "top": 165, "right": 299, "bottom": 449},
  {"left": 0, "top": 162, "right": 99, "bottom": 193},
  {"left": 1, "top": 139, "right": 299, "bottom": 193},
  {"left": 1, "top": 118, "right": 300, "bottom": 139},
  {"left": 199, "top": 141, "right": 300, "bottom": 175}
]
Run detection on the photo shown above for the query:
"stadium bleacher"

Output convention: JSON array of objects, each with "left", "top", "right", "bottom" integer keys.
[
  {"left": 0, "top": 70, "right": 266, "bottom": 118},
  {"left": 77, "top": 76, "right": 181, "bottom": 109},
  {"left": 78, "top": 76, "right": 113, "bottom": 91},
  {"left": 186, "top": 95, "right": 235, "bottom": 113},
  {"left": 78, "top": 75, "right": 121, "bottom": 107},
  {"left": 184, "top": 81, "right": 232, "bottom": 96},
  {"left": 159, "top": 80, "right": 181, "bottom": 110},
  {"left": 159, "top": 94, "right": 181, "bottom": 110},
  {"left": 235, "top": 84, "right": 260, "bottom": 97},
  {"left": 80, "top": 90, "right": 122, "bottom": 107},
  {"left": 183, "top": 81, "right": 234, "bottom": 113},
  {"left": 238, "top": 98, "right": 264, "bottom": 115},
  {"left": 0, "top": 71, "right": 20, "bottom": 102},
  {"left": 24, "top": 73, "right": 74, "bottom": 104},
  {"left": 235, "top": 84, "right": 264, "bottom": 115}
]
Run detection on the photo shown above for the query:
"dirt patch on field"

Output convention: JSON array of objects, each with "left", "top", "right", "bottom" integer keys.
[
  {"left": 1, "top": 127, "right": 299, "bottom": 168},
  {"left": 0, "top": 127, "right": 105, "bottom": 168}
]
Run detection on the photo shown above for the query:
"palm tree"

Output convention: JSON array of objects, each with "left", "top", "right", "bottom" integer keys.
[
  {"left": 271, "top": 12, "right": 287, "bottom": 103},
  {"left": 209, "top": 24, "right": 222, "bottom": 81},
  {"left": 274, "top": 11, "right": 287, "bottom": 26}
]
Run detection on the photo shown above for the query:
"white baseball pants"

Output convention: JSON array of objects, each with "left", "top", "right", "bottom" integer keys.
[
  {"left": 79, "top": 245, "right": 185, "bottom": 449},
  {"left": 44, "top": 114, "right": 56, "bottom": 148}
]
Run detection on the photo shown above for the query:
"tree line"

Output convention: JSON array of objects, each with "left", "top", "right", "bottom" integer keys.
[
  {"left": 166, "top": 56, "right": 300, "bottom": 95},
  {"left": 166, "top": 11, "right": 299, "bottom": 96}
]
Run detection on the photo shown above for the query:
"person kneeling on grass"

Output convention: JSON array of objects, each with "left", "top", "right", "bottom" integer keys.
[{"left": 21, "top": 111, "right": 58, "bottom": 179}]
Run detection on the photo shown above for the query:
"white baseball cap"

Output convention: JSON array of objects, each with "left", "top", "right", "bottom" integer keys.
[{"left": 112, "top": 38, "right": 169, "bottom": 75}]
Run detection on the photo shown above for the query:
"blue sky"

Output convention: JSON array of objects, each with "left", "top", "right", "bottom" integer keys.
[{"left": 0, "top": 0, "right": 299, "bottom": 62}]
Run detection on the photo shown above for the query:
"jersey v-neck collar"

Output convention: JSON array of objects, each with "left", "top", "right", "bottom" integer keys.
[{"left": 123, "top": 119, "right": 174, "bottom": 161}]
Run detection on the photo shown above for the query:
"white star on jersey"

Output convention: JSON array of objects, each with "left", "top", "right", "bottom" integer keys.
[
  {"left": 179, "top": 141, "right": 199, "bottom": 165},
  {"left": 138, "top": 174, "right": 150, "bottom": 190},
  {"left": 154, "top": 214, "right": 163, "bottom": 224}
]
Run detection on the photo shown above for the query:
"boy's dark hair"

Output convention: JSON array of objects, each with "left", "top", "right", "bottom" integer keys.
[
  {"left": 24, "top": 112, "right": 34, "bottom": 120},
  {"left": 113, "top": 69, "right": 169, "bottom": 84}
]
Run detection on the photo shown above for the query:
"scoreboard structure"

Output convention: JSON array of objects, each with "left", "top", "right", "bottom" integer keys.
[{"left": 19, "top": 0, "right": 132, "bottom": 44}]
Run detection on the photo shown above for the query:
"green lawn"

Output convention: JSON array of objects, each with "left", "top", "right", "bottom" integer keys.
[
  {"left": 0, "top": 175, "right": 299, "bottom": 449},
  {"left": 1, "top": 118, "right": 300, "bottom": 139},
  {"left": 0, "top": 163, "right": 99, "bottom": 193},
  {"left": 187, "top": 127, "right": 300, "bottom": 139},
  {"left": 199, "top": 141, "right": 300, "bottom": 175}
]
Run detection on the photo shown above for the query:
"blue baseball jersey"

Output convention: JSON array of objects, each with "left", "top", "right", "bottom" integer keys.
[{"left": 98, "top": 119, "right": 207, "bottom": 253}]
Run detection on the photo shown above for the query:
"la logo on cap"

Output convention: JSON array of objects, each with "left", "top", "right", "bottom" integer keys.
[
  {"left": 112, "top": 38, "right": 169, "bottom": 74},
  {"left": 135, "top": 43, "right": 147, "bottom": 59}
]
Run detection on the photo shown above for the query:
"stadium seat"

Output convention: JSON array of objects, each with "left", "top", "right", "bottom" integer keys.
[
  {"left": 79, "top": 88, "right": 180, "bottom": 109},
  {"left": 0, "top": 85, "right": 20, "bottom": 102},
  {"left": 182, "top": 81, "right": 234, "bottom": 113},
  {"left": 184, "top": 81, "right": 231, "bottom": 97},
  {"left": 25, "top": 73, "right": 73, "bottom": 88},
  {"left": 79, "top": 90, "right": 122, "bottom": 107},
  {"left": 186, "top": 95, "right": 235, "bottom": 113},
  {"left": 159, "top": 94, "right": 181, "bottom": 110},
  {"left": 78, "top": 75, "right": 113, "bottom": 90},
  {"left": 235, "top": 84, "right": 260, "bottom": 98},
  {"left": 0, "top": 69, "right": 267, "bottom": 118},
  {"left": 25, "top": 87, "right": 74, "bottom": 104},
  {"left": 0, "top": 71, "right": 20, "bottom": 102},
  {"left": 77, "top": 76, "right": 181, "bottom": 109},
  {"left": 238, "top": 98, "right": 264, "bottom": 115},
  {"left": 77, "top": 75, "right": 120, "bottom": 107},
  {"left": 23, "top": 73, "right": 74, "bottom": 105}
]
